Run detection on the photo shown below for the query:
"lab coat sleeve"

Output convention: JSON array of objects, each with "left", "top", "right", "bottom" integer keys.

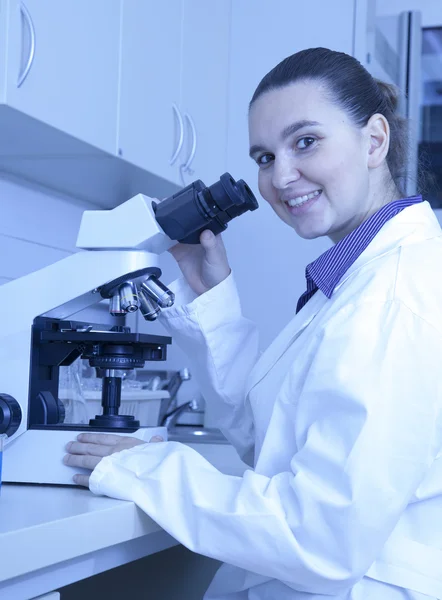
[
  {"left": 157, "top": 273, "right": 259, "bottom": 465},
  {"left": 90, "top": 299, "right": 442, "bottom": 595}
]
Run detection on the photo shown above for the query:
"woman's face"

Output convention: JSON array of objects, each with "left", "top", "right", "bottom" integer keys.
[{"left": 248, "top": 80, "right": 386, "bottom": 242}]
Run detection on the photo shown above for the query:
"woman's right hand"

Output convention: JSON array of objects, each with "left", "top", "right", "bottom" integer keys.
[{"left": 168, "top": 229, "right": 231, "bottom": 296}]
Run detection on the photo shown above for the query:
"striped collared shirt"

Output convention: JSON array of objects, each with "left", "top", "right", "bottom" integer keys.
[{"left": 296, "top": 196, "right": 424, "bottom": 314}]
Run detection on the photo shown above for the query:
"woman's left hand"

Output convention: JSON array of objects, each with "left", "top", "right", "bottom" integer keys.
[{"left": 63, "top": 432, "right": 163, "bottom": 487}]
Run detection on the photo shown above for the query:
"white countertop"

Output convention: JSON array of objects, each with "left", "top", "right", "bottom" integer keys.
[
  {"left": 0, "top": 442, "right": 248, "bottom": 599},
  {"left": 0, "top": 484, "right": 164, "bottom": 583}
]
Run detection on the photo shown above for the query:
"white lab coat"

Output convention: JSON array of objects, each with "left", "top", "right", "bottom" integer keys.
[{"left": 90, "top": 201, "right": 442, "bottom": 599}]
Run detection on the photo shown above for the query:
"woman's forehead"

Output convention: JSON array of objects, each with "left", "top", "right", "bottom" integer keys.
[{"left": 248, "top": 81, "right": 345, "bottom": 140}]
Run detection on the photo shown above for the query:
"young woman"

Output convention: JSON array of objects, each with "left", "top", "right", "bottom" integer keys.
[{"left": 65, "top": 48, "right": 442, "bottom": 599}]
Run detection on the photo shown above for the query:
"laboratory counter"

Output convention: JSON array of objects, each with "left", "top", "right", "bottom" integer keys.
[{"left": 0, "top": 441, "right": 248, "bottom": 600}]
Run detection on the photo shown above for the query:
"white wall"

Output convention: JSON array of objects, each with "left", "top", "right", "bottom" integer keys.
[
  {"left": 0, "top": 175, "right": 119, "bottom": 325},
  {"left": 0, "top": 175, "right": 91, "bottom": 284},
  {"left": 377, "top": 0, "right": 442, "bottom": 26}
]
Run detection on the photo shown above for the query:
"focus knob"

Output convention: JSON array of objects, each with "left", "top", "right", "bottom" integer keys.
[{"left": 0, "top": 393, "right": 22, "bottom": 436}]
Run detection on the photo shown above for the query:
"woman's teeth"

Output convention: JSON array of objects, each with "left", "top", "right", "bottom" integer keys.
[{"left": 286, "top": 190, "right": 321, "bottom": 207}]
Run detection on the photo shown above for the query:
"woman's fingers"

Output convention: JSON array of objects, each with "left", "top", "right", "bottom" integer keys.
[
  {"left": 66, "top": 441, "right": 113, "bottom": 457},
  {"left": 64, "top": 434, "right": 164, "bottom": 483},
  {"left": 73, "top": 474, "right": 90, "bottom": 487},
  {"left": 63, "top": 453, "right": 101, "bottom": 470},
  {"left": 76, "top": 433, "right": 123, "bottom": 446}
]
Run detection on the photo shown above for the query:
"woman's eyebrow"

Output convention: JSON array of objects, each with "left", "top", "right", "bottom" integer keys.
[
  {"left": 249, "top": 144, "right": 266, "bottom": 158},
  {"left": 249, "top": 120, "right": 321, "bottom": 158},
  {"left": 281, "top": 120, "right": 321, "bottom": 141}
]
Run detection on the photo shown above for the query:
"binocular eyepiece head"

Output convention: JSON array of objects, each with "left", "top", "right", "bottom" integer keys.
[{"left": 153, "top": 172, "right": 259, "bottom": 244}]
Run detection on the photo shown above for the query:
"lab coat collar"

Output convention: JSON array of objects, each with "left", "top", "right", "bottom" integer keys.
[
  {"left": 307, "top": 196, "right": 423, "bottom": 300},
  {"left": 333, "top": 200, "right": 442, "bottom": 293},
  {"left": 246, "top": 201, "right": 441, "bottom": 396}
]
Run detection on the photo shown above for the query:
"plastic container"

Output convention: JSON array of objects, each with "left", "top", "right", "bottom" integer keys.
[{"left": 0, "top": 434, "right": 7, "bottom": 494}]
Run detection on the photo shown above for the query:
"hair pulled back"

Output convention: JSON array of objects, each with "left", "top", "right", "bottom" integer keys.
[{"left": 250, "top": 48, "right": 408, "bottom": 195}]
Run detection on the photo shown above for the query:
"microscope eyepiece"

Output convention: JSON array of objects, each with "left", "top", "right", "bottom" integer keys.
[{"left": 152, "top": 172, "right": 259, "bottom": 244}]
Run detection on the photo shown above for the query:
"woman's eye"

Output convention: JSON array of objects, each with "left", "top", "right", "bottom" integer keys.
[
  {"left": 256, "top": 153, "right": 274, "bottom": 166},
  {"left": 296, "top": 137, "right": 316, "bottom": 150}
]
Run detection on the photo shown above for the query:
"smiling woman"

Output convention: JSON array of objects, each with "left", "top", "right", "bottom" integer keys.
[
  {"left": 248, "top": 48, "right": 409, "bottom": 242},
  {"left": 66, "top": 47, "right": 442, "bottom": 600}
]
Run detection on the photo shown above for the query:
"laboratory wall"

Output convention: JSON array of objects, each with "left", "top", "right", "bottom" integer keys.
[
  {"left": 0, "top": 175, "right": 122, "bottom": 324},
  {"left": 0, "top": 175, "right": 90, "bottom": 284}
]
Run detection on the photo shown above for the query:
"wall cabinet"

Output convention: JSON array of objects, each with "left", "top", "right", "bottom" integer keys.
[
  {"left": 0, "top": 0, "right": 366, "bottom": 211},
  {"left": 179, "top": 0, "right": 230, "bottom": 186},
  {"left": 117, "top": 0, "right": 183, "bottom": 186},
  {"left": 0, "top": 0, "right": 121, "bottom": 154},
  {"left": 0, "top": 0, "right": 180, "bottom": 208},
  {"left": 118, "top": 0, "right": 230, "bottom": 189}
]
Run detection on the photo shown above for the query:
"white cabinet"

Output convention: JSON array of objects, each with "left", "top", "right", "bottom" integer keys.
[
  {"left": 179, "top": 0, "right": 230, "bottom": 187},
  {"left": 0, "top": 0, "right": 362, "bottom": 210},
  {"left": 118, "top": 0, "right": 183, "bottom": 185},
  {"left": 0, "top": 0, "right": 121, "bottom": 154},
  {"left": 118, "top": 0, "right": 230, "bottom": 189}
]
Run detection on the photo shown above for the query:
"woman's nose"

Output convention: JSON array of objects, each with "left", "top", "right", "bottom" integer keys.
[{"left": 271, "top": 158, "right": 301, "bottom": 190}]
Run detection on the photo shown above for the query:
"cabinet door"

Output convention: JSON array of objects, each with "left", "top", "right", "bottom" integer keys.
[
  {"left": 179, "top": 0, "right": 230, "bottom": 187},
  {"left": 118, "top": 0, "right": 183, "bottom": 186},
  {"left": 5, "top": 0, "right": 121, "bottom": 153}
]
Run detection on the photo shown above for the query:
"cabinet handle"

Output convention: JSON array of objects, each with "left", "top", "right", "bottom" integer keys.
[
  {"left": 17, "top": 2, "right": 35, "bottom": 88},
  {"left": 182, "top": 113, "right": 197, "bottom": 174},
  {"left": 170, "top": 103, "right": 184, "bottom": 165}
]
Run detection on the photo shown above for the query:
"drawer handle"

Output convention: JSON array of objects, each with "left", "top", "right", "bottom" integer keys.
[
  {"left": 170, "top": 103, "right": 184, "bottom": 165},
  {"left": 17, "top": 2, "right": 36, "bottom": 87},
  {"left": 182, "top": 112, "right": 197, "bottom": 174}
]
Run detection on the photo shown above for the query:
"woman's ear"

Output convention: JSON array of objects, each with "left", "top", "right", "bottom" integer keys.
[{"left": 365, "top": 113, "right": 390, "bottom": 169}]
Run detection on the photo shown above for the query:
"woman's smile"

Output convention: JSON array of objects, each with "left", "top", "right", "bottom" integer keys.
[{"left": 284, "top": 189, "right": 322, "bottom": 212}]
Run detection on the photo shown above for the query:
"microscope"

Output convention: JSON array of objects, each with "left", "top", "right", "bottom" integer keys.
[{"left": 0, "top": 173, "right": 258, "bottom": 484}]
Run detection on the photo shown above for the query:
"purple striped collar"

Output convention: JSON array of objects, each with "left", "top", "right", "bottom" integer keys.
[{"left": 296, "top": 196, "right": 423, "bottom": 313}]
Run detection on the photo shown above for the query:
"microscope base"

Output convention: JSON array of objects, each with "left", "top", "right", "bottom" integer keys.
[{"left": 2, "top": 426, "right": 167, "bottom": 485}]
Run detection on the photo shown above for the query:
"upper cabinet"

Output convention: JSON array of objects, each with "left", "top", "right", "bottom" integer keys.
[
  {"left": 179, "top": 0, "right": 230, "bottom": 187},
  {"left": 1, "top": 0, "right": 121, "bottom": 154},
  {"left": 0, "top": 0, "right": 363, "bottom": 209},
  {"left": 117, "top": 0, "right": 183, "bottom": 186},
  {"left": 118, "top": 0, "right": 231, "bottom": 189}
]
